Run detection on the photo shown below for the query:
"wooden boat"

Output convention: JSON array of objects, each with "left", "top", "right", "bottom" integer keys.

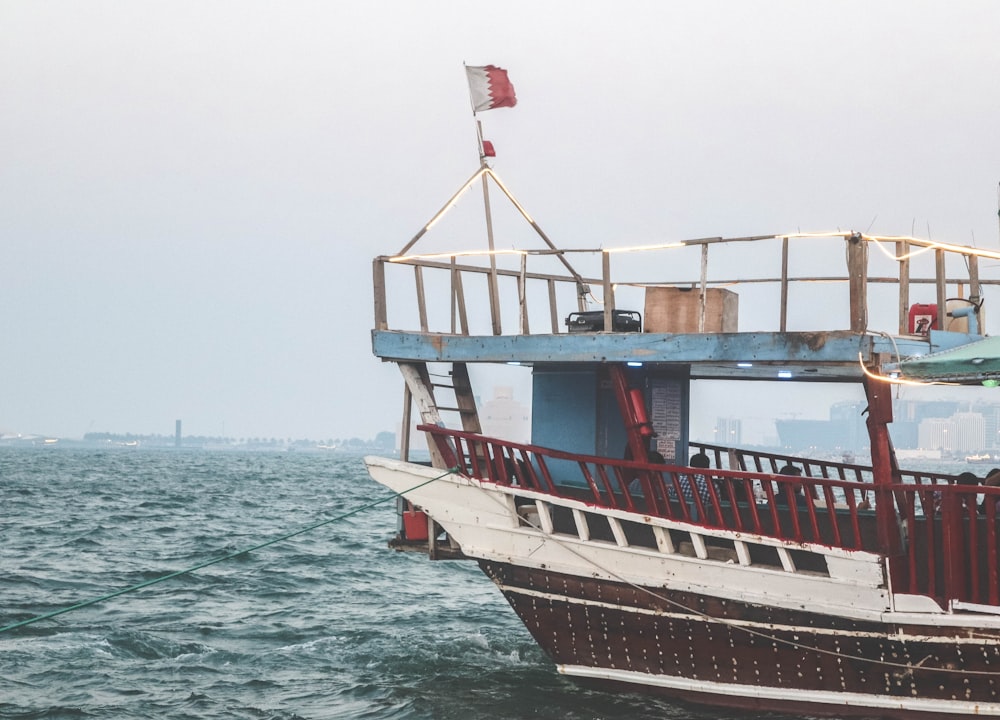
[{"left": 363, "top": 157, "right": 1000, "bottom": 718}]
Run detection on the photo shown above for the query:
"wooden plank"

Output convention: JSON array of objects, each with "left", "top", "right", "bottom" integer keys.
[
  {"left": 451, "top": 259, "right": 470, "bottom": 335},
  {"left": 572, "top": 508, "right": 591, "bottom": 541},
  {"left": 397, "top": 362, "right": 448, "bottom": 469},
  {"left": 400, "top": 384, "right": 413, "bottom": 462},
  {"left": 548, "top": 278, "right": 559, "bottom": 333},
  {"left": 390, "top": 255, "right": 1000, "bottom": 289},
  {"left": 779, "top": 237, "right": 789, "bottom": 333},
  {"left": 535, "top": 500, "right": 554, "bottom": 534},
  {"left": 897, "top": 239, "right": 910, "bottom": 335},
  {"left": 846, "top": 232, "right": 867, "bottom": 332},
  {"left": 653, "top": 525, "right": 675, "bottom": 554},
  {"left": 373, "top": 258, "right": 388, "bottom": 331},
  {"left": 414, "top": 266, "right": 428, "bottom": 333},
  {"left": 970, "top": 254, "right": 983, "bottom": 331},
  {"left": 700, "top": 244, "right": 709, "bottom": 333},
  {"left": 451, "top": 362, "right": 482, "bottom": 434},
  {"left": 608, "top": 517, "right": 628, "bottom": 547},
  {"left": 519, "top": 252, "right": 530, "bottom": 335},
  {"left": 935, "top": 249, "right": 947, "bottom": 330},
  {"left": 602, "top": 251, "right": 614, "bottom": 332}
]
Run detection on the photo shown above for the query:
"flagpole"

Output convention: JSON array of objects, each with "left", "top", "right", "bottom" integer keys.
[{"left": 474, "top": 116, "right": 503, "bottom": 335}]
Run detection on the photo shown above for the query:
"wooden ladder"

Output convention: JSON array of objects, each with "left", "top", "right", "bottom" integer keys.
[{"left": 399, "top": 361, "right": 481, "bottom": 468}]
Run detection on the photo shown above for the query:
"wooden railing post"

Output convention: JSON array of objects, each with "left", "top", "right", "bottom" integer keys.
[
  {"left": 779, "top": 237, "right": 789, "bottom": 333},
  {"left": 897, "top": 239, "right": 910, "bottom": 334},
  {"left": 847, "top": 232, "right": 867, "bottom": 332},
  {"left": 969, "top": 253, "right": 983, "bottom": 332},
  {"left": 415, "top": 266, "right": 428, "bottom": 333},
  {"left": 602, "top": 250, "right": 614, "bottom": 332},
  {"left": 935, "top": 249, "right": 947, "bottom": 330},
  {"left": 373, "top": 257, "right": 388, "bottom": 331},
  {"left": 519, "top": 252, "right": 530, "bottom": 334},
  {"left": 451, "top": 257, "right": 470, "bottom": 335},
  {"left": 548, "top": 279, "right": 559, "bottom": 333},
  {"left": 699, "top": 243, "right": 709, "bottom": 333}
]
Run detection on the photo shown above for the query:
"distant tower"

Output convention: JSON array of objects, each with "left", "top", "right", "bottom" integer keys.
[{"left": 175, "top": 420, "right": 182, "bottom": 448}]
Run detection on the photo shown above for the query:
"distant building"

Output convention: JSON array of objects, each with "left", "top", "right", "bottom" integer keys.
[
  {"left": 918, "top": 418, "right": 954, "bottom": 452},
  {"left": 714, "top": 417, "right": 742, "bottom": 446},
  {"left": 480, "top": 386, "right": 530, "bottom": 443},
  {"left": 953, "top": 412, "right": 985, "bottom": 453},
  {"left": 917, "top": 411, "right": 985, "bottom": 454},
  {"left": 976, "top": 403, "right": 1000, "bottom": 450}
]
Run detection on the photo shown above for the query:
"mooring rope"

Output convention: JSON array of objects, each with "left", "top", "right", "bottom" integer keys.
[{"left": 0, "top": 466, "right": 457, "bottom": 635}]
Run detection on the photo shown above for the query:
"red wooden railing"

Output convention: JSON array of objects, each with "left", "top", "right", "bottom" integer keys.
[
  {"left": 421, "top": 425, "right": 877, "bottom": 550},
  {"left": 894, "top": 483, "right": 1000, "bottom": 607},
  {"left": 419, "top": 425, "right": 1000, "bottom": 609},
  {"left": 691, "top": 441, "right": 957, "bottom": 491}
]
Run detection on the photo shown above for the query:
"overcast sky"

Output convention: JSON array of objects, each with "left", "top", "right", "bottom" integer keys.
[{"left": 3, "top": 1, "right": 1000, "bottom": 441}]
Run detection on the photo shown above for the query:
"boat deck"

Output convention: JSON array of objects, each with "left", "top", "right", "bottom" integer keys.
[
  {"left": 373, "top": 328, "right": 928, "bottom": 381},
  {"left": 373, "top": 230, "right": 996, "bottom": 382}
]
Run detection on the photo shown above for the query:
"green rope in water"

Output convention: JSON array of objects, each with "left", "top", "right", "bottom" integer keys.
[{"left": 0, "top": 466, "right": 457, "bottom": 635}]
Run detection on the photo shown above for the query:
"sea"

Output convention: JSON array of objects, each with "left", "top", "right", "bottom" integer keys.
[{"left": 5, "top": 448, "right": 964, "bottom": 720}]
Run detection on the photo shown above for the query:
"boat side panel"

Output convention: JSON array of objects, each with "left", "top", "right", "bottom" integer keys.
[{"left": 481, "top": 560, "right": 1000, "bottom": 718}]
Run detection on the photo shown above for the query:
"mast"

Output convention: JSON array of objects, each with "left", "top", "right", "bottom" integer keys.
[{"left": 474, "top": 120, "right": 503, "bottom": 335}]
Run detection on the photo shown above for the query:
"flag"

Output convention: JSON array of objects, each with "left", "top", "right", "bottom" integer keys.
[{"left": 465, "top": 65, "right": 517, "bottom": 112}]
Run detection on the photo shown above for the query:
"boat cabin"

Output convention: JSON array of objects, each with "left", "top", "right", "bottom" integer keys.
[{"left": 371, "top": 164, "right": 1000, "bottom": 610}]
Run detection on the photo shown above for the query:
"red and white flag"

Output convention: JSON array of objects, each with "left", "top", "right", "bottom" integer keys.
[{"left": 465, "top": 65, "right": 517, "bottom": 112}]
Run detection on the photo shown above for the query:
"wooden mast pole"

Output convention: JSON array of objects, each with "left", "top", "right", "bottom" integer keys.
[{"left": 475, "top": 119, "right": 503, "bottom": 335}]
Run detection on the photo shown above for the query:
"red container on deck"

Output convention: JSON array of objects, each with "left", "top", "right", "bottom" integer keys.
[
  {"left": 402, "top": 510, "right": 429, "bottom": 540},
  {"left": 908, "top": 303, "right": 938, "bottom": 335}
]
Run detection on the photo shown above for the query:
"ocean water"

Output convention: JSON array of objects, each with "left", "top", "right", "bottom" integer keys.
[{"left": 2, "top": 447, "right": 810, "bottom": 720}]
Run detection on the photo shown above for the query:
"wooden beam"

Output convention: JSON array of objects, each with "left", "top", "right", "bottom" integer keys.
[
  {"left": 548, "top": 278, "right": 559, "bottom": 333},
  {"left": 400, "top": 384, "right": 412, "bottom": 462},
  {"left": 935, "top": 249, "right": 947, "bottom": 330},
  {"left": 700, "top": 243, "right": 709, "bottom": 333},
  {"left": 602, "top": 251, "right": 614, "bottom": 332},
  {"left": 519, "top": 252, "right": 530, "bottom": 335},
  {"left": 373, "top": 258, "right": 388, "bottom": 331},
  {"left": 414, "top": 266, "right": 428, "bottom": 333},
  {"left": 846, "top": 232, "right": 867, "bottom": 332},
  {"left": 451, "top": 257, "right": 469, "bottom": 335},
  {"left": 779, "top": 237, "right": 789, "bottom": 333},
  {"left": 970, "top": 254, "right": 983, "bottom": 331},
  {"left": 897, "top": 239, "right": 910, "bottom": 335},
  {"left": 398, "top": 362, "right": 450, "bottom": 469},
  {"left": 451, "top": 362, "right": 482, "bottom": 434}
]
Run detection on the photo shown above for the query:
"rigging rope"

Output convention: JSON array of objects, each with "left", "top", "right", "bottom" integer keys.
[{"left": 0, "top": 467, "right": 458, "bottom": 636}]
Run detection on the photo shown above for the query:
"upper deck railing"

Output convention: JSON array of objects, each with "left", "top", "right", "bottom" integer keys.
[{"left": 374, "top": 233, "right": 998, "bottom": 339}]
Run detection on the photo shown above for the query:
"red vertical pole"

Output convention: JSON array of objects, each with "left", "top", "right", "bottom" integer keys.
[
  {"left": 609, "top": 364, "right": 651, "bottom": 465},
  {"left": 608, "top": 364, "right": 659, "bottom": 513},
  {"left": 864, "top": 377, "right": 903, "bottom": 559}
]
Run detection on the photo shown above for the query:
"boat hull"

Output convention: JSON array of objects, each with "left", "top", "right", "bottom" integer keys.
[
  {"left": 365, "top": 455, "right": 1000, "bottom": 719},
  {"left": 481, "top": 560, "right": 1000, "bottom": 719}
]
